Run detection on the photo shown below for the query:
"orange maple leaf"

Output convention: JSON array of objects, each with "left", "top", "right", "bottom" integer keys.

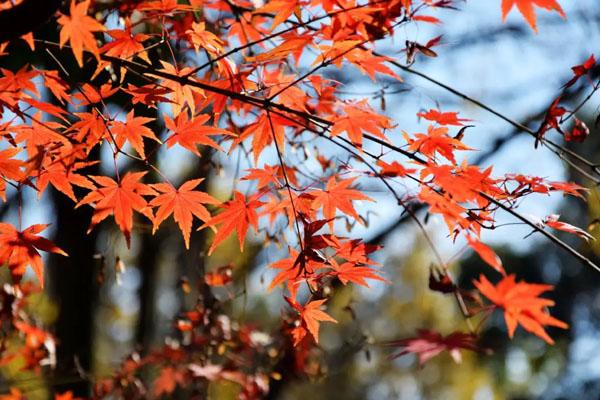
[
  {"left": 0, "top": 223, "right": 67, "bottom": 286},
  {"left": 406, "top": 125, "right": 471, "bottom": 164},
  {"left": 311, "top": 177, "right": 373, "bottom": 229},
  {"left": 202, "top": 191, "right": 264, "bottom": 255},
  {"left": 36, "top": 160, "right": 97, "bottom": 202},
  {"left": 77, "top": 172, "right": 157, "bottom": 247},
  {"left": 109, "top": 111, "right": 160, "bottom": 159},
  {"left": 58, "top": 0, "right": 106, "bottom": 67},
  {"left": 329, "top": 259, "right": 387, "bottom": 287},
  {"left": 242, "top": 164, "right": 298, "bottom": 189},
  {"left": 474, "top": 274, "right": 568, "bottom": 344},
  {"left": 0, "top": 147, "right": 25, "bottom": 201},
  {"left": 153, "top": 366, "right": 185, "bottom": 397},
  {"left": 232, "top": 113, "right": 292, "bottom": 164},
  {"left": 164, "top": 113, "right": 231, "bottom": 156},
  {"left": 101, "top": 20, "right": 150, "bottom": 63},
  {"left": 376, "top": 159, "right": 416, "bottom": 177},
  {"left": 331, "top": 102, "right": 393, "bottom": 147},
  {"left": 285, "top": 297, "right": 337, "bottom": 345},
  {"left": 501, "top": 0, "right": 565, "bottom": 32},
  {"left": 417, "top": 109, "right": 470, "bottom": 126},
  {"left": 150, "top": 179, "right": 219, "bottom": 249},
  {"left": 466, "top": 235, "right": 505, "bottom": 275},
  {"left": 155, "top": 62, "right": 204, "bottom": 114}
]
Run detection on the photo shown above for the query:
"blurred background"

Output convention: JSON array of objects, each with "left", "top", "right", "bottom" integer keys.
[{"left": 1, "top": 0, "right": 600, "bottom": 399}]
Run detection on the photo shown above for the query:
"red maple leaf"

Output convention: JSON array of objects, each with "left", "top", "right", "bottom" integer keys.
[
  {"left": 36, "top": 160, "right": 96, "bottom": 202},
  {"left": 377, "top": 159, "right": 417, "bottom": 177},
  {"left": 564, "top": 54, "right": 595, "bottom": 88},
  {"left": 150, "top": 179, "right": 219, "bottom": 249},
  {"left": 0, "top": 147, "right": 25, "bottom": 201},
  {"left": 466, "top": 235, "right": 505, "bottom": 275},
  {"left": 164, "top": 113, "right": 231, "bottom": 156},
  {"left": 328, "top": 259, "right": 387, "bottom": 287},
  {"left": 153, "top": 367, "right": 186, "bottom": 397},
  {"left": 417, "top": 109, "right": 470, "bottom": 126},
  {"left": 386, "top": 330, "right": 482, "bottom": 365},
  {"left": 331, "top": 102, "right": 393, "bottom": 147},
  {"left": 406, "top": 126, "right": 471, "bottom": 164},
  {"left": 565, "top": 118, "right": 590, "bottom": 143},
  {"left": 0, "top": 223, "right": 67, "bottom": 286},
  {"left": 501, "top": 0, "right": 565, "bottom": 32},
  {"left": 77, "top": 172, "right": 157, "bottom": 247},
  {"left": 202, "top": 191, "right": 264, "bottom": 255},
  {"left": 311, "top": 177, "right": 373, "bottom": 229},
  {"left": 535, "top": 96, "right": 567, "bottom": 148},
  {"left": 285, "top": 297, "right": 337, "bottom": 345},
  {"left": 109, "top": 111, "right": 160, "bottom": 159},
  {"left": 541, "top": 214, "right": 594, "bottom": 241},
  {"left": 474, "top": 274, "right": 568, "bottom": 344}
]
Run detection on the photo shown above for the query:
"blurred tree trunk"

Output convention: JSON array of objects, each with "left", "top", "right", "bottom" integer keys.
[{"left": 47, "top": 170, "right": 99, "bottom": 396}]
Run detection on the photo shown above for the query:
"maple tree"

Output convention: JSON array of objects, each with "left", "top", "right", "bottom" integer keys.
[{"left": 0, "top": 0, "right": 597, "bottom": 398}]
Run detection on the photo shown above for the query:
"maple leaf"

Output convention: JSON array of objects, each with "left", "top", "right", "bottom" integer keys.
[
  {"left": 242, "top": 164, "right": 298, "bottom": 189},
  {"left": 202, "top": 191, "right": 264, "bottom": 255},
  {"left": 255, "top": 0, "right": 302, "bottom": 30},
  {"left": 0, "top": 223, "right": 67, "bottom": 286},
  {"left": 232, "top": 113, "right": 292, "bottom": 164},
  {"left": 138, "top": 0, "right": 192, "bottom": 15},
  {"left": 466, "top": 235, "right": 505, "bottom": 275},
  {"left": 153, "top": 366, "right": 186, "bottom": 397},
  {"left": 564, "top": 54, "right": 595, "bottom": 88},
  {"left": 77, "top": 172, "right": 157, "bottom": 247},
  {"left": 55, "top": 391, "right": 74, "bottom": 400},
  {"left": 541, "top": 214, "right": 594, "bottom": 241},
  {"left": 386, "top": 330, "right": 482, "bottom": 365},
  {"left": 69, "top": 111, "right": 106, "bottom": 151},
  {"left": 247, "top": 36, "right": 314, "bottom": 64},
  {"left": 187, "top": 21, "right": 224, "bottom": 55},
  {"left": 285, "top": 297, "right": 337, "bottom": 345},
  {"left": 109, "top": 111, "right": 160, "bottom": 159},
  {"left": 329, "top": 259, "right": 387, "bottom": 287},
  {"left": 311, "top": 177, "right": 373, "bottom": 229},
  {"left": 155, "top": 62, "right": 204, "bottom": 114},
  {"left": 150, "top": 179, "right": 219, "bottom": 249},
  {"left": 101, "top": 20, "right": 150, "bottom": 63},
  {"left": 417, "top": 109, "right": 470, "bottom": 126},
  {"left": 268, "top": 251, "right": 308, "bottom": 298},
  {"left": 565, "top": 118, "right": 590, "bottom": 143},
  {"left": 164, "top": 113, "right": 231, "bottom": 156},
  {"left": 535, "top": 96, "right": 567, "bottom": 147},
  {"left": 36, "top": 160, "right": 96, "bottom": 202},
  {"left": 58, "top": 0, "right": 106, "bottom": 67},
  {"left": 376, "top": 159, "right": 416, "bottom": 177},
  {"left": 474, "top": 274, "right": 568, "bottom": 344},
  {"left": 501, "top": 0, "right": 565, "bottom": 32},
  {"left": 268, "top": 246, "right": 323, "bottom": 299},
  {"left": 345, "top": 49, "right": 401, "bottom": 81},
  {"left": 406, "top": 125, "right": 472, "bottom": 164},
  {"left": 124, "top": 84, "right": 172, "bottom": 108},
  {"left": 0, "top": 65, "right": 39, "bottom": 98},
  {"left": 72, "top": 83, "right": 118, "bottom": 106},
  {"left": 0, "top": 147, "right": 25, "bottom": 201},
  {"left": 40, "top": 70, "right": 71, "bottom": 105},
  {"left": 331, "top": 102, "right": 393, "bottom": 147}
]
